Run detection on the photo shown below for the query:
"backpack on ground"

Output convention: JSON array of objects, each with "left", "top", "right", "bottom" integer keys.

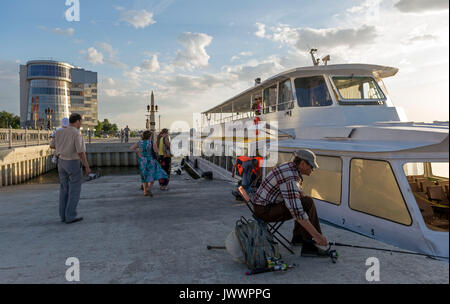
[{"left": 233, "top": 217, "right": 281, "bottom": 271}]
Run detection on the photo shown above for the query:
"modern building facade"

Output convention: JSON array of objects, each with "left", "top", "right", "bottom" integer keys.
[
  {"left": 70, "top": 68, "right": 98, "bottom": 131},
  {"left": 20, "top": 60, "right": 98, "bottom": 130}
]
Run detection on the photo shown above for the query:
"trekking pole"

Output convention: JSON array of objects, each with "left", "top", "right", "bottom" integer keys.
[{"left": 329, "top": 242, "right": 449, "bottom": 260}]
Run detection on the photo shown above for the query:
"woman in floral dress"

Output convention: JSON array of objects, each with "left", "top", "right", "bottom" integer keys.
[{"left": 130, "top": 131, "right": 168, "bottom": 197}]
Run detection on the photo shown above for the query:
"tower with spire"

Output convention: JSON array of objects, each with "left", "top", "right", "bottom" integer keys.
[{"left": 150, "top": 91, "right": 156, "bottom": 132}]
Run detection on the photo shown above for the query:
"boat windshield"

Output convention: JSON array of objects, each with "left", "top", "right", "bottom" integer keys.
[{"left": 332, "top": 76, "right": 386, "bottom": 103}]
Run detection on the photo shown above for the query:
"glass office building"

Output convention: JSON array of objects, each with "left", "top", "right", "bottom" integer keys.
[
  {"left": 20, "top": 60, "right": 98, "bottom": 130},
  {"left": 21, "top": 61, "right": 72, "bottom": 129}
]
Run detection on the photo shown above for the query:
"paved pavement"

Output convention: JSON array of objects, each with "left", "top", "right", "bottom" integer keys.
[{"left": 0, "top": 172, "right": 448, "bottom": 284}]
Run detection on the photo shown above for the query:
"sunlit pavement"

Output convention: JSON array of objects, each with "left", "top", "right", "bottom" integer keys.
[{"left": 0, "top": 172, "right": 448, "bottom": 284}]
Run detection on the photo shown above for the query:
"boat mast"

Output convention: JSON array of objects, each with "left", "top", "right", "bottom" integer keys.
[{"left": 310, "top": 49, "right": 320, "bottom": 66}]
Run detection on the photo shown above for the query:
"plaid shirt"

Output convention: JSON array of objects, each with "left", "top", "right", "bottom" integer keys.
[{"left": 253, "top": 162, "right": 308, "bottom": 220}]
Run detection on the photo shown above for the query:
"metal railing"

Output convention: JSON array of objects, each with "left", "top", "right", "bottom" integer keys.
[{"left": 0, "top": 128, "right": 53, "bottom": 149}]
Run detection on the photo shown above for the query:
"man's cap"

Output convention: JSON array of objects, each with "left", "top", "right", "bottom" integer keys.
[
  {"left": 61, "top": 117, "right": 69, "bottom": 127},
  {"left": 294, "top": 149, "right": 319, "bottom": 169}
]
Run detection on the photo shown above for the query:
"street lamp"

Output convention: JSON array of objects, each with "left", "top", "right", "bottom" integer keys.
[
  {"left": 146, "top": 103, "right": 159, "bottom": 131},
  {"left": 44, "top": 107, "right": 54, "bottom": 130}
]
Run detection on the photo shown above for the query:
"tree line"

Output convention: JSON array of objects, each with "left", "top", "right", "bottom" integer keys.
[
  {"left": 94, "top": 119, "right": 118, "bottom": 137},
  {"left": 0, "top": 111, "right": 20, "bottom": 129}
]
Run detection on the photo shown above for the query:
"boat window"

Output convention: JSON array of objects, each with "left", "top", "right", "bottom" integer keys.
[
  {"left": 349, "top": 159, "right": 412, "bottom": 226},
  {"left": 332, "top": 76, "right": 386, "bottom": 102},
  {"left": 278, "top": 79, "right": 293, "bottom": 112},
  {"left": 431, "top": 163, "right": 449, "bottom": 179},
  {"left": 302, "top": 155, "right": 342, "bottom": 205},
  {"left": 403, "top": 162, "right": 449, "bottom": 232},
  {"left": 294, "top": 76, "right": 332, "bottom": 107},
  {"left": 263, "top": 85, "right": 278, "bottom": 114}
]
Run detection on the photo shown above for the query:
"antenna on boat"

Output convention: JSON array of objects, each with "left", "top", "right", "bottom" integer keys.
[{"left": 310, "top": 49, "right": 320, "bottom": 66}]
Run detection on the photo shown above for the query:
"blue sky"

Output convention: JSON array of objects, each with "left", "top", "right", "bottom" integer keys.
[{"left": 0, "top": 0, "right": 448, "bottom": 129}]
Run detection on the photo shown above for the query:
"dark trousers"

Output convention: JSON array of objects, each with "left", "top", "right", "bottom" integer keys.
[
  {"left": 58, "top": 159, "right": 82, "bottom": 222},
  {"left": 158, "top": 157, "right": 171, "bottom": 187},
  {"left": 253, "top": 196, "right": 322, "bottom": 241}
]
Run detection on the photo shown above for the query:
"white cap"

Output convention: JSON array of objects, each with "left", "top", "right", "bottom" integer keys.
[{"left": 61, "top": 117, "right": 69, "bottom": 128}]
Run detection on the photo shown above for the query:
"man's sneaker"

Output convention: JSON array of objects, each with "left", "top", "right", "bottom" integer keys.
[
  {"left": 301, "top": 242, "right": 329, "bottom": 257},
  {"left": 66, "top": 217, "right": 84, "bottom": 224}
]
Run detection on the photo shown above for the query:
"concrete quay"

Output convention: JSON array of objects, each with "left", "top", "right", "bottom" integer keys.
[
  {"left": 0, "top": 172, "right": 448, "bottom": 284},
  {"left": 86, "top": 143, "right": 138, "bottom": 167},
  {"left": 0, "top": 142, "right": 139, "bottom": 187},
  {"left": 0, "top": 145, "right": 56, "bottom": 187}
]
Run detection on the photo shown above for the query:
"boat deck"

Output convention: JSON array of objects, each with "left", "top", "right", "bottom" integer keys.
[{"left": 0, "top": 172, "right": 448, "bottom": 283}]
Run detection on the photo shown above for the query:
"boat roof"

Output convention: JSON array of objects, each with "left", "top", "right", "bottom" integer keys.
[
  {"left": 241, "top": 121, "right": 449, "bottom": 154},
  {"left": 203, "top": 64, "right": 399, "bottom": 114}
]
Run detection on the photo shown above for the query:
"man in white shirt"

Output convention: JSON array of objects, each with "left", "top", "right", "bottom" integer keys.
[{"left": 50, "top": 113, "right": 91, "bottom": 224}]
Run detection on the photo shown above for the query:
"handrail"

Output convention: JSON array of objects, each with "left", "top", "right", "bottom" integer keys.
[{"left": 0, "top": 128, "right": 53, "bottom": 149}]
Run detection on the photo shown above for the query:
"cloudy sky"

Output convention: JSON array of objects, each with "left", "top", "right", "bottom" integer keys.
[{"left": 0, "top": 0, "right": 448, "bottom": 129}]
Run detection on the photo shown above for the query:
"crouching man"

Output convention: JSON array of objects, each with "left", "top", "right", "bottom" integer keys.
[{"left": 252, "top": 149, "right": 328, "bottom": 256}]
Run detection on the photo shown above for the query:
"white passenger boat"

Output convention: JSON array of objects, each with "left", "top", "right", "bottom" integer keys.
[{"left": 186, "top": 50, "right": 449, "bottom": 259}]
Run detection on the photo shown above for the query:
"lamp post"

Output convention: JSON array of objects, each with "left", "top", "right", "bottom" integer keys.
[
  {"left": 44, "top": 107, "right": 54, "bottom": 130},
  {"left": 146, "top": 91, "right": 158, "bottom": 131}
]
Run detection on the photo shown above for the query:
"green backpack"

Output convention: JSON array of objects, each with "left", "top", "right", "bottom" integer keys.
[{"left": 234, "top": 217, "right": 281, "bottom": 271}]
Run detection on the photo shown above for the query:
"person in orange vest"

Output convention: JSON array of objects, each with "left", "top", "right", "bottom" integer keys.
[{"left": 232, "top": 156, "right": 262, "bottom": 198}]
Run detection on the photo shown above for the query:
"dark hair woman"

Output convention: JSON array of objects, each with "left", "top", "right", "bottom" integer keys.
[
  {"left": 130, "top": 130, "right": 168, "bottom": 197},
  {"left": 156, "top": 128, "right": 172, "bottom": 190}
]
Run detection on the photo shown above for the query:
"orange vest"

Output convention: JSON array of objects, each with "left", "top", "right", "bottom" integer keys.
[{"left": 236, "top": 156, "right": 263, "bottom": 176}]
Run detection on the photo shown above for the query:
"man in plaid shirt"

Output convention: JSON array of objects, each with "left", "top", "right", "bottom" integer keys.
[{"left": 253, "top": 149, "right": 328, "bottom": 253}]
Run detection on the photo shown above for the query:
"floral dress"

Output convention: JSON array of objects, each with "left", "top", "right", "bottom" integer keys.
[{"left": 138, "top": 140, "right": 168, "bottom": 183}]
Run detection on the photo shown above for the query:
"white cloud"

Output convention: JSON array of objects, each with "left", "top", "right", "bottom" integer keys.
[
  {"left": 123, "top": 66, "right": 143, "bottom": 81},
  {"left": 118, "top": 9, "right": 156, "bottom": 29},
  {"left": 39, "top": 26, "right": 75, "bottom": 37},
  {"left": 406, "top": 34, "right": 439, "bottom": 44},
  {"left": 141, "top": 55, "right": 161, "bottom": 72},
  {"left": 80, "top": 47, "right": 104, "bottom": 65},
  {"left": 395, "top": 0, "right": 449, "bottom": 13},
  {"left": 255, "top": 23, "right": 267, "bottom": 38},
  {"left": 173, "top": 32, "right": 213, "bottom": 70},
  {"left": 95, "top": 42, "right": 128, "bottom": 69},
  {"left": 95, "top": 42, "right": 116, "bottom": 58},
  {"left": 231, "top": 51, "right": 253, "bottom": 62},
  {"left": 223, "top": 56, "right": 285, "bottom": 83},
  {"left": 230, "top": 56, "right": 240, "bottom": 62},
  {"left": 259, "top": 23, "right": 378, "bottom": 51}
]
